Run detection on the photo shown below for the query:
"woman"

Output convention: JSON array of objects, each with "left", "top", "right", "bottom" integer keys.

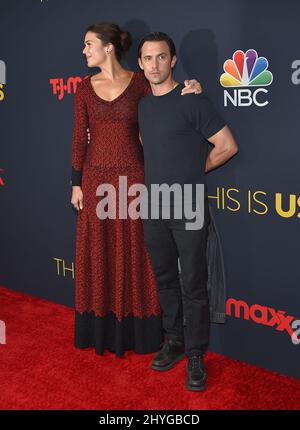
[{"left": 71, "top": 22, "right": 202, "bottom": 357}]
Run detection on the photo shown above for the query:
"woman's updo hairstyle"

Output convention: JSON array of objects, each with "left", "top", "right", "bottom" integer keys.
[{"left": 85, "top": 22, "right": 132, "bottom": 61}]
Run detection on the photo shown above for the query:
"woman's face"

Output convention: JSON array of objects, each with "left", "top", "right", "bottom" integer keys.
[{"left": 82, "top": 31, "right": 110, "bottom": 68}]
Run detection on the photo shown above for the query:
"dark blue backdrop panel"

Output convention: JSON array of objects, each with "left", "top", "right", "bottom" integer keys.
[{"left": 0, "top": 0, "right": 299, "bottom": 379}]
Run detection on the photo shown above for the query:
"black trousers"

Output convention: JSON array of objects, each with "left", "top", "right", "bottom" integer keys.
[{"left": 143, "top": 207, "right": 210, "bottom": 357}]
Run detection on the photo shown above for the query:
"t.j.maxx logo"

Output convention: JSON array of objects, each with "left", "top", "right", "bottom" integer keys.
[
  {"left": 226, "top": 298, "right": 298, "bottom": 340},
  {"left": 49, "top": 76, "right": 87, "bottom": 101}
]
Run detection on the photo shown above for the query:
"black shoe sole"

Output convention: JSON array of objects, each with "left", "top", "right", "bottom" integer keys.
[
  {"left": 150, "top": 353, "right": 186, "bottom": 371},
  {"left": 186, "top": 382, "right": 206, "bottom": 391}
]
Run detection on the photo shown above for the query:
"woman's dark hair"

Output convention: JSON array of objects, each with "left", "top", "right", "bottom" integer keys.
[
  {"left": 85, "top": 22, "right": 132, "bottom": 61},
  {"left": 138, "top": 32, "right": 176, "bottom": 59}
]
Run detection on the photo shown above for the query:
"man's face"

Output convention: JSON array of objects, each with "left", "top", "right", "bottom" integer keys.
[{"left": 138, "top": 40, "right": 177, "bottom": 85}]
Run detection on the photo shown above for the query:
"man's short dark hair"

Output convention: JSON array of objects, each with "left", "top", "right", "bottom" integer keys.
[{"left": 138, "top": 32, "right": 176, "bottom": 59}]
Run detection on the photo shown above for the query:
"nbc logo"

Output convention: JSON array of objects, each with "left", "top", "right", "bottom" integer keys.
[{"left": 220, "top": 49, "right": 273, "bottom": 107}]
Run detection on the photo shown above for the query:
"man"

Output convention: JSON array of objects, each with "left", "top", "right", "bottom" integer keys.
[{"left": 138, "top": 32, "right": 238, "bottom": 391}]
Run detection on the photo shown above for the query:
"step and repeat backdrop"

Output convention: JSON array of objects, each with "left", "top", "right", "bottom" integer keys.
[{"left": 1, "top": 0, "right": 299, "bottom": 379}]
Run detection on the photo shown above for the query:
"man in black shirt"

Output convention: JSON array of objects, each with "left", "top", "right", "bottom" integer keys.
[{"left": 138, "top": 32, "right": 238, "bottom": 391}]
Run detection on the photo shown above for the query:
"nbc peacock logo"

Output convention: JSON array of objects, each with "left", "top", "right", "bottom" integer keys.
[
  {"left": 220, "top": 49, "right": 273, "bottom": 107},
  {"left": 220, "top": 49, "right": 273, "bottom": 87}
]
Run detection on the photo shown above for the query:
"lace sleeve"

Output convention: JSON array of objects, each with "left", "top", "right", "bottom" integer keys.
[{"left": 71, "top": 81, "right": 89, "bottom": 186}]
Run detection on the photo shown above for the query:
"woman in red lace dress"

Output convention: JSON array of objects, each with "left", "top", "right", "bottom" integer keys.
[{"left": 71, "top": 22, "right": 201, "bottom": 357}]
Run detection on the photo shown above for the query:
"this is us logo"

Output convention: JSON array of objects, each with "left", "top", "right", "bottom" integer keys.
[{"left": 220, "top": 49, "right": 273, "bottom": 107}]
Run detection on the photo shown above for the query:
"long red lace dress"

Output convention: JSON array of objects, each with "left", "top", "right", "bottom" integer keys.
[{"left": 71, "top": 72, "right": 163, "bottom": 357}]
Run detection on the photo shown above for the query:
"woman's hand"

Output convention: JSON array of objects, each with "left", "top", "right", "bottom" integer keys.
[
  {"left": 71, "top": 186, "right": 83, "bottom": 211},
  {"left": 182, "top": 79, "right": 203, "bottom": 95}
]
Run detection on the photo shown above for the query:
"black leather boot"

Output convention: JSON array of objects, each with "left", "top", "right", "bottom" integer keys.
[
  {"left": 151, "top": 339, "right": 185, "bottom": 371},
  {"left": 186, "top": 355, "right": 207, "bottom": 391}
]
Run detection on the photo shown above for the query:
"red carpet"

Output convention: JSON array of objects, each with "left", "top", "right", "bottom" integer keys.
[{"left": 0, "top": 285, "right": 299, "bottom": 410}]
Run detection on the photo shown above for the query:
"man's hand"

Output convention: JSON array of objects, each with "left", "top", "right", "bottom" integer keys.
[
  {"left": 205, "top": 126, "right": 238, "bottom": 172},
  {"left": 182, "top": 79, "right": 203, "bottom": 95},
  {"left": 71, "top": 186, "right": 83, "bottom": 211}
]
